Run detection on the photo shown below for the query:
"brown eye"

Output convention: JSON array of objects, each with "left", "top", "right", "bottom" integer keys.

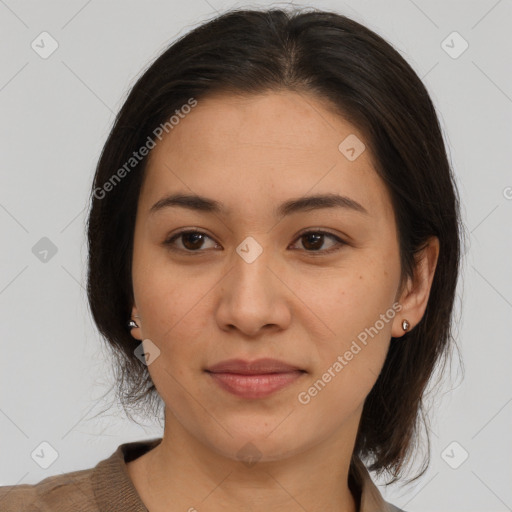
[
  {"left": 164, "top": 229, "right": 346, "bottom": 255},
  {"left": 291, "top": 231, "right": 346, "bottom": 254},
  {"left": 164, "top": 230, "right": 218, "bottom": 252},
  {"left": 302, "top": 233, "right": 324, "bottom": 251}
]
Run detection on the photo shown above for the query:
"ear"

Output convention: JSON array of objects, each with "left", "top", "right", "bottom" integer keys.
[
  {"left": 130, "top": 305, "right": 143, "bottom": 341},
  {"left": 392, "top": 236, "right": 440, "bottom": 338}
]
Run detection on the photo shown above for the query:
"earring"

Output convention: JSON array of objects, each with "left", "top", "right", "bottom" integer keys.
[
  {"left": 402, "top": 319, "right": 410, "bottom": 331},
  {"left": 128, "top": 319, "right": 139, "bottom": 329}
]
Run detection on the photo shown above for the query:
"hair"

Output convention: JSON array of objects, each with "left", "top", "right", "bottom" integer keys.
[{"left": 86, "top": 6, "right": 463, "bottom": 482}]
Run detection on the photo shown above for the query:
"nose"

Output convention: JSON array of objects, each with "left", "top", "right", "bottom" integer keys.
[{"left": 214, "top": 242, "right": 292, "bottom": 338}]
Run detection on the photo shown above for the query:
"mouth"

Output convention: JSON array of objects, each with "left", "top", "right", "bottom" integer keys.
[{"left": 205, "top": 358, "right": 306, "bottom": 399}]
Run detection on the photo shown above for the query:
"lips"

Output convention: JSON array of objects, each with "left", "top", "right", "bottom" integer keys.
[
  {"left": 205, "top": 358, "right": 304, "bottom": 375},
  {"left": 205, "top": 358, "right": 306, "bottom": 399}
]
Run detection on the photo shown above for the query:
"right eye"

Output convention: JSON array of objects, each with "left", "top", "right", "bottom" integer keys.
[{"left": 163, "top": 230, "right": 220, "bottom": 253}]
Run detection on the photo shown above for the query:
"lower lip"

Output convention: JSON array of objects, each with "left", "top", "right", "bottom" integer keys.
[{"left": 206, "top": 371, "right": 305, "bottom": 399}]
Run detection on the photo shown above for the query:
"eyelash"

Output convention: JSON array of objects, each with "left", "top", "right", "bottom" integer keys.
[{"left": 163, "top": 229, "right": 347, "bottom": 256}]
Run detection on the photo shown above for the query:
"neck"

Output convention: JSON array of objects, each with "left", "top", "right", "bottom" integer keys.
[{"left": 127, "top": 407, "right": 361, "bottom": 512}]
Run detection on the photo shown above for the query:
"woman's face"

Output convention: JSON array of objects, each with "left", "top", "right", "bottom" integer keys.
[{"left": 130, "top": 90, "right": 408, "bottom": 462}]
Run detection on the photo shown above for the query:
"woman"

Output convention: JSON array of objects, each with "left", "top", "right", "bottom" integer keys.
[{"left": 0, "top": 7, "right": 461, "bottom": 512}]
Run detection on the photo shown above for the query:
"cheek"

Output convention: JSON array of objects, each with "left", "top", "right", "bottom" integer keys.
[
  {"left": 296, "top": 255, "right": 400, "bottom": 407},
  {"left": 134, "top": 263, "right": 214, "bottom": 417},
  {"left": 308, "top": 256, "right": 400, "bottom": 347},
  {"left": 132, "top": 238, "right": 214, "bottom": 338}
]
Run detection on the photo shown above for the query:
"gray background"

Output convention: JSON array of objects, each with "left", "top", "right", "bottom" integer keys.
[{"left": 1, "top": 0, "right": 511, "bottom": 510}]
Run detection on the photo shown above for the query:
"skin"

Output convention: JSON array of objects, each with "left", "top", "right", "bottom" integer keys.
[{"left": 126, "top": 90, "right": 439, "bottom": 512}]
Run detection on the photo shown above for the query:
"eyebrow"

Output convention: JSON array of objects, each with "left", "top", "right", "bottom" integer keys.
[{"left": 149, "top": 192, "right": 369, "bottom": 217}]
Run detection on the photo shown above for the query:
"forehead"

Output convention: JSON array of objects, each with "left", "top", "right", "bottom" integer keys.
[
  {"left": 154, "top": 90, "right": 366, "bottom": 155},
  {"left": 140, "top": 91, "right": 393, "bottom": 220}
]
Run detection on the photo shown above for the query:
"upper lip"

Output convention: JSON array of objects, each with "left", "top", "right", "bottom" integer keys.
[{"left": 205, "top": 358, "right": 304, "bottom": 374}]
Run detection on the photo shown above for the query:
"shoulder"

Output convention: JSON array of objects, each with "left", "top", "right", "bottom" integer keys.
[
  {"left": 0, "top": 466, "right": 98, "bottom": 512},
  {"left": 351, "top": 457, "right": 407, "bottom": 512},
  {"left": 386, "top": 504, "right": 406, "bottom": 512},
  {"left": 0, "top": 438, "right": 162, "bottom": 512}
]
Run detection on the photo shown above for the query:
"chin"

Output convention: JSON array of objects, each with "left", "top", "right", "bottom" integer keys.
[{"left": 198, "top": 421, "right": 317, "bottom": 465}]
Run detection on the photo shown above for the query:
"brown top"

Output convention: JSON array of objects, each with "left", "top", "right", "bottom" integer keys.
[{"left": 0, "top": 438, "right": 404, "bottom": 511}]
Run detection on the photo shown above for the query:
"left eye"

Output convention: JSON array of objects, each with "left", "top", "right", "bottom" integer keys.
[
  {"left": 163, "top": 230, "right": 345, "bottom": 254},
  {"left": 290, "top": 230, "right": 346, "bottom": 253}
]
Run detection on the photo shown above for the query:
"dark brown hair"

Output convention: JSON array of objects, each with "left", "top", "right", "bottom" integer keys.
[{"left": 86, "top": 7, "right": 463, "bottom": 482}]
